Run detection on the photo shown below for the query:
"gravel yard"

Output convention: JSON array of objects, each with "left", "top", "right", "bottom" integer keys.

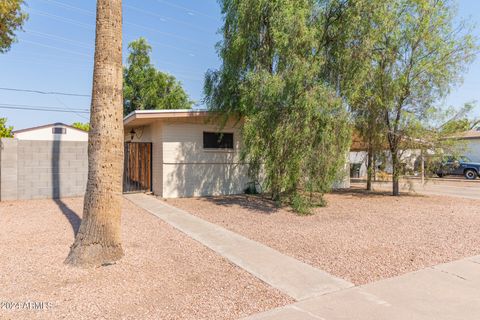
[
  {"left": 0, "top": 198, "right": 292, "bottom": 320},
  {"left": 165, "top": 190, "right": 480, "bottom": 285}
]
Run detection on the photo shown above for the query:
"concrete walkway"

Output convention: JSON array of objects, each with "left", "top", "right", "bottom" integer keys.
[
  {"left": 243, "top": 256, "right": 480, "bottom": 320},
  {"left": 124, "top": 193, "right": 353, "bottom": 301}
]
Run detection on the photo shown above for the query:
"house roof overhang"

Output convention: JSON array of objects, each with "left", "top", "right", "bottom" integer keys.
[
  {"left": 449, "top": 129, "right": 480, "bottom": 140},
  {"left": 123, "top": 109, "right": 211, "bottom": 129}
]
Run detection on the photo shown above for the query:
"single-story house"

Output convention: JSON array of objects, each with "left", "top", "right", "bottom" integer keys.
[
  {"left": 451, "top": 128, "right": 480, "bottom": 162},
  {"left": 123, "top": 109, "right": 250, "bottom": 198},
  {"left": 12, "top": 122, "right": 88, "bottom": 141}
]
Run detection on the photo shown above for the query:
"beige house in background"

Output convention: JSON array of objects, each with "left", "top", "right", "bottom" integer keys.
[
  {"left": 12, "top": 122, "right": 88, "bottom": 141},
  {"left": 123, "top": 109, "right": 250, "bottom": 198}
]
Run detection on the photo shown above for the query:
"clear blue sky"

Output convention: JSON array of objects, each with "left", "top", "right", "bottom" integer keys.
[{"left": 0, "top": 0, "right": 479, "bottom": 131}]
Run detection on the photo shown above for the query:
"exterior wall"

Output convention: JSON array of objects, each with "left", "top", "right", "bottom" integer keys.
[
  {"left": 0, "top": 138, "right": 87, "bottom": 201},
  {"left": 0, "top": 138, "right": 18, "bottom": 201},
  {"left": 464, "top": 139, "right": 480, "bottom": 162},
  {"left": 151, "top": 123, "right": 163, "bottom": 196},
  {"left": 349, "top": 151, "right": 368, "bottom": 177},
  {"left": 14, "top": 125, "right": 88, "bottom": 141},
  {"left": 161, "top": 120, "right": 250, "bottom": 198}
]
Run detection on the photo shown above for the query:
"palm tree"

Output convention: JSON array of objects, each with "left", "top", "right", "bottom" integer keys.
[{"left": 65, "top": 0, "right": 124, "bottom": 267}]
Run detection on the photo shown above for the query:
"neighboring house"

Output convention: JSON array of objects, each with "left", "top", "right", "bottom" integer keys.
[
  {"left": 124, "top": 109, "right": 250, "bottom": 198},
  {"left": 12, "top": 123, "right": 88, "bottom": 141},
  {"left": 451, "top": 128, "right": 480, "bottom": 162},
  {"left": 350, "top": 133, "right": 369, "bottom": 178}
]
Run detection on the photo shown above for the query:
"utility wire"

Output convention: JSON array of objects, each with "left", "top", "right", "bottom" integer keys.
[
  {"left": 33, "top": 1, "right": 211, "bottom": 48},
  {"left": 154, "top": 0, "right": 217, "bottom": 20},
  {"left": 0, "top": 105, "right": 90, "bottom": 114},
  {"left": 0, "top": 103, "right": 89, "bottom": 111},
  {"left": 22, "top": 40, "right": 93, "bottom": 58},
  {"left": 25, "top": 29, "right": 92, "bottom": 49},
  {"left": 123, "top": 4, "right": 210, "bottom": 33},
  {"left": 0, "top": 87, "right": 91, "bottom": 97},
  {"left": 38, "top": 0, "right": 95, "bottom": 16}
]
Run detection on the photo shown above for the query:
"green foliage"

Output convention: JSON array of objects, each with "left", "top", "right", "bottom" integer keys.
[
  {"left": 291, "top": 193, "right": 312, "bottom": 216},
  {"left": 205, "top": 0, "right": 352, "bottom": 211},
  {"left": 0, "top": 0, "right": 28, "bottom": 53},
  {"left": 0, "top": 118, "right": 13, "bottom": 137},
  {"left": 439, "top": 103, "right": 479, "bottom": 135},
  {"left": 442, "top": 118, "right": 472, "bottom": 135},
  {"left": 123, "top": 38, "right": 193, "bottom": 115},
  {"left": 72, "top": 122, "right": 90, "bottom": 131},
  {"left": 345, "top": 0, "right": 477, "bottom": 195}
]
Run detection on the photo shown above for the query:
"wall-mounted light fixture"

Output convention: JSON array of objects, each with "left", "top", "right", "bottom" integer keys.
[{"left": 129, "top": 128, "right": 136, "bottom": 141}]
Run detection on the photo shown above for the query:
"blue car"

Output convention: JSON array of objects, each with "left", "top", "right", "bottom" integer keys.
[{"left": 436, "top": 156, "right": 479, "bottom": 180}]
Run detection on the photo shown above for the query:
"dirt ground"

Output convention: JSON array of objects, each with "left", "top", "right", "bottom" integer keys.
[
  {"left": 166, "top": 190, "right": 480, "bottom": 285},
  {"left": 0, "top": 198, "right": 292, "bottom": 320}
]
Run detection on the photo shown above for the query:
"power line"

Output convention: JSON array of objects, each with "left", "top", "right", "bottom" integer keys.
[
  {"left": 32, "top": 2, "right": 211, "bottom": 49},
  {"left": 25, "top": 29, "right": 92, "bottom": 49},
  {"left": 0, "top": 87, "right": 91, "bottom": 97},
  {"left": 30, "top": 9, "right": 93, "bottom": 30},
  {"left": 155, "top": 0, "right": 217, "bottom": 20},
  {"left": 0, "top": 103, "right": 89, "bottom": 111},
  {"left": 52, "top": 95, "right": 90, "bottom": 120},
  {"left": 22, "top": 40, "right": 93, "bottom": 58},
  {"left": 123, "top": 4, "right": 210, "bottom": 33},
  {"left": 0, "top": 105, "right": 90, "bottom": 114},
  {"left": 124, "top": 21, "right": 209, "bottom": 48},
  {"left": 38, "top": 0, "right": 95, "bottom": 16}
]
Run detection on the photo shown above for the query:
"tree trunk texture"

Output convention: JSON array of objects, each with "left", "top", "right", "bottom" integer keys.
[
  {"left": 392, "top": 151, "right": 400, "bottom": 196},
  {"left": 366, "top": 145, "right": 373, "bottom": 191},
  {"left": 65, "top": 0, "right": 124, "bottom": 267}
]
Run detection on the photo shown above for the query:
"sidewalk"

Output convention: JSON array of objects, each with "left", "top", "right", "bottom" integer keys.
[
  {"left": 244, "top": 256, "right": 480, "bottom": 320},
  {"left": 124, "top": 193, "right": 353, "bottom": 301}
]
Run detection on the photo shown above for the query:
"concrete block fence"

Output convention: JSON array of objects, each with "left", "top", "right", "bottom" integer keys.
[{"left": 0, "top": 138, "right": 88, "bottom": 201}]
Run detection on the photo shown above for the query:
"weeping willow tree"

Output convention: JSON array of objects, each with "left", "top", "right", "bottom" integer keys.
[{"left": 205, "top": 0, "right": 356, "bottom": 213}]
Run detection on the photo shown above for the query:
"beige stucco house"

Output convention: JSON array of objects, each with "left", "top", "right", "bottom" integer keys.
[{"left": 123, "top": 109, "right": 250, "bottom": 198}]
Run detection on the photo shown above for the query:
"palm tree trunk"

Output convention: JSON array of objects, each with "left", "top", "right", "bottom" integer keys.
[{"left": 65, "top": 0, "right": 124, "bottom": 267}]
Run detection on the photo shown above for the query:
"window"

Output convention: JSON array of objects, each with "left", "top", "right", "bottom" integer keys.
[
  {"left": 203, "top": 132, "right": 234, "bottom": 149},
  {"left": 52, "top": 127, "right": 66, "bottom": 134}
]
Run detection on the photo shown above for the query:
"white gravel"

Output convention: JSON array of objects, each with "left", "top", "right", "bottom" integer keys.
[
  {"left": 0, "top": 198, "right": 292, "bottom": 320},
  {"left": 165, "top": 189, "right": 480, "bottom": 285}
]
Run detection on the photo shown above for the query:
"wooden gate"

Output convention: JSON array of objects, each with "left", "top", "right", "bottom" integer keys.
[{"left": 123, "top": 142, "right": 152, "bottom": 193}]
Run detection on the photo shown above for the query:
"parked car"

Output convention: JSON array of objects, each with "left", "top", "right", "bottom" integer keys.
[{"left": 435, "top": 156, "right": 480, "bottom": 180}]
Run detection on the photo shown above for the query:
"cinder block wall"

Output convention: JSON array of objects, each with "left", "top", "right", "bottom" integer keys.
[
  {"left": 0, "top": 138, "right": 18, "bottom": 201},
  {"left": 0, "top": 138, "right": 88, "bottom": 201}
]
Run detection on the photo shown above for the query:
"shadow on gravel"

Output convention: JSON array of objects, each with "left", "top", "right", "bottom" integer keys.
[
  {"left": 202, "top": 195, "right": 279, "bottom": 214},
  {"left": 54, "top": 199, "right": 81, "bottom": 235},
  {"left": 334, "top": 187, "right": 425, "bottom": 198}
]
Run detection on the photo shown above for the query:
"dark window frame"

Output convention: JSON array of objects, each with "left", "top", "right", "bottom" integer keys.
[
  {"left": 52, "top": 127, "right": 66, "bottom": 134},
  {"left": 203, "top": 131, "right": 234, "bottom": 150}
]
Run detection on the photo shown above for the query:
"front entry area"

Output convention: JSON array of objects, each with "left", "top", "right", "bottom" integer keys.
[{"left": 123, "top": 142, "right": 152, "bottom": 193}]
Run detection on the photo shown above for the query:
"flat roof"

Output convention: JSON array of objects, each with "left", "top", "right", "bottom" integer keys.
[{"left": 123, "top": 109, "right": 211, "bottom": 128}]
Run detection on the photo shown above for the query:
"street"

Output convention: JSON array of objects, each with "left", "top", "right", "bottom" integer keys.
[{"left": 351, "top": 178, "right": 480, "bottom": 200}]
